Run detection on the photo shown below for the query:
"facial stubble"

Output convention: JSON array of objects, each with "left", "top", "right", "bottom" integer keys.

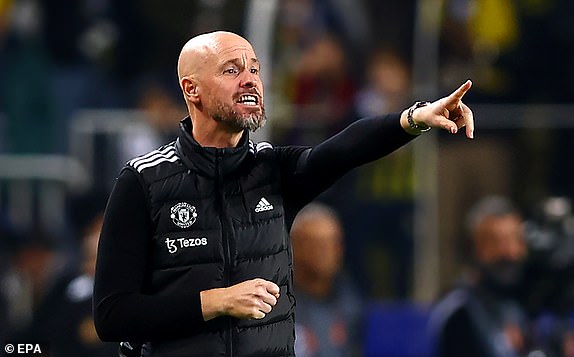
[{"left": 208, "top": 95, "right": 267, "bottom": 132}]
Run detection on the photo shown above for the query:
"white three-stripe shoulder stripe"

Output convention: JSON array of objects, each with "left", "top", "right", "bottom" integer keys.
[
  {"left": 256, "top": 142, "right": 273, "bottom": 151},
  {"left": 248, "top": 140, "right": 273, "bottom": 154},
  {"left": 128, "top": 145, "right": 179, "bottom": 172}
]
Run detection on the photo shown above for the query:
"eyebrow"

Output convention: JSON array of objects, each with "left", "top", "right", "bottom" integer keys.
[{"left": 220, "top": 58, "right": 260, "bottom": 68}]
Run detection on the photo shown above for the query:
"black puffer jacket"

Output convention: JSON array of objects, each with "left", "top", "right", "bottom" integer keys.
[{"left": 129, "top": 118, "right": 297, "bottom": 356}]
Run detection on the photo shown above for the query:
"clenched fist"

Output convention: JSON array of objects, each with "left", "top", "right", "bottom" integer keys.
[{"left": 200, "top": 278, "right": 281, "bottom": 321}]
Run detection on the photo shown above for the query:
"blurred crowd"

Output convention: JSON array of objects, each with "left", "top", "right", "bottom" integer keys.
[
  {"left": 1, "top": 0, "right": 574, "bottom": 356},
  {"left": 2, "top": 0, "right": 572, "bottom": 153}
]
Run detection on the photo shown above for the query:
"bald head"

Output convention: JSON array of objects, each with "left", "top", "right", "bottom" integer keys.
[
  {"left": 177, "top": 31, "right": 254, "bottom": 82},
  {"left": 291, "top": 203, "right": 343, "bottom": 281},
  {"left": 176, "top": 31, "right": 266, "bottom": 139}
]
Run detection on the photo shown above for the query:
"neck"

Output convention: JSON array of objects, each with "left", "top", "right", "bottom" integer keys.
[{"left": 191, "top": 116, "right": 244, "bottom": 148}]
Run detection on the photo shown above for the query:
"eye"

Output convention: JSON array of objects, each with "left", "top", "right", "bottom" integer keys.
[
  {"left": 250, "top": 67, "right": 260, "bottom": 75},
  {"left": 224, "top": 67, "right": 238, "bottom": 75}
]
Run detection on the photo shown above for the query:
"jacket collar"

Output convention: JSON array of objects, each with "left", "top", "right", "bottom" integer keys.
[{"left": 175, "top": 117, "right": 250, "bottom": 178}]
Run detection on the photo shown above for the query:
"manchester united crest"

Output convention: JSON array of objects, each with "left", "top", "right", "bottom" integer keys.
[{"left": 170, "top": 202, "right": 198, "bottom": 228}]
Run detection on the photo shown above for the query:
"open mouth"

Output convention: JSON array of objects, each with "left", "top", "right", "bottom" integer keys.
[{"left": 236, "top": 94, "right": 259, "bottom": 106}]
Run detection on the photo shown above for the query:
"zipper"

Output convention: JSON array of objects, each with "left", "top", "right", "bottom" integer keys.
[{"left": 215, "top": 151, "right": 234, "bottom": 357}]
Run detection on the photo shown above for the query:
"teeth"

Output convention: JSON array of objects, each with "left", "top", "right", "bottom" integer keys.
[{"left": 238, "top": 95, "right": 258, "bottom": 106}]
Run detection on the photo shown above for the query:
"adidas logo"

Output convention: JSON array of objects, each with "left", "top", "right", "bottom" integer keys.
[{"left": 255, "top": 197, "right": 274, "bottom": 213}]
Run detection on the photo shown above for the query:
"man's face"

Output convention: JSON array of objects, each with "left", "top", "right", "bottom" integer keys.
[
  {"left": 474, "top": 214, "right": 526, "bottom": 264},
  {"left": 474, "top": 214, "right": 526, "bottom": 288},
  {"left": 199, "top": 35, "right": 266, "bottom": 132},
  {"left": 292, "top": 217, "right": 343, "bottom": 280}
]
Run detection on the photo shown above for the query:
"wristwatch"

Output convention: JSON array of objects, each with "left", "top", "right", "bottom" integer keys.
[{"left": 407, "top": 101, "right": 431, "bottom": 132}]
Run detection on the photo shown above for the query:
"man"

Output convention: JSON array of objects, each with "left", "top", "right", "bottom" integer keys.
[
  {"left": 291, "top": 203, "right": 363, "bottom": 357},
  {"left": 93, "top": 31, "right": 474, "bottom": 357},
  {"left": 430, "top": 196, "right": 528, "bottom": 357},
  {"left": 17, "top": 214, "right": 117, "bottom": 357}
]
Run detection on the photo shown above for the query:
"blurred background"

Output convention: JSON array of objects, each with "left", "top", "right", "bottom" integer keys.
[{"left": 1, "top": 0, "right": 574, "bottom": 356}]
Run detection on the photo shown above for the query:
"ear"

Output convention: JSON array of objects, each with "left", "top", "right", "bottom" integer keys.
[{"left": 181, "top": 77, "right": 200, "bottom": 104}]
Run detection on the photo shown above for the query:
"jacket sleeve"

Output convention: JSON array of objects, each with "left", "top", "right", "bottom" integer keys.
[
  {"left": 93, "top": 169, "right": 204, "bottom": 341},
  {"left": 279, "top": 113, "right": 415, "bottom": 212}
]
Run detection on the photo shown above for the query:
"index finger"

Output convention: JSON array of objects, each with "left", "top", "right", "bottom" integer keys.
[
  {"left": 448, "top": 80, "right": 472, "bottom": 102},
  {"left": 263, "top": 280, "right": 280, "bottom": 296}
]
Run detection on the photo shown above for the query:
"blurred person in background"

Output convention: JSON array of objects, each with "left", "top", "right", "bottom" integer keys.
[
  {"left": 93, "top": 31, "right": 474, "bottom": 357},
  {"left": 291, "top": 203, "right": 363, "bottom": 357},
  {"left": 117, "top": 77, "right": 186, "bottom": 166},
  {"left": 430, "top": 195, "right": 531, "bottom": 357},
  {"left": 280, "top": 33, "right": 357, "bottom": 145},
  {"left": 0, "top": 0, "right": 55, "bottom": 153},
  {"left": 439, "top": 0, "right": 574, "bottom": 103},
  {"left": 354, "top": 48, "right": 411, "bottom": 118},
  {"left": 15, "top": 213, "right": 116, "bottom": 357},
  {"left": 518, "top": 197, "right": 574, "bottom": 357},
  {"left": 2, "top": 227, "right": 66, "bottom": 334}
]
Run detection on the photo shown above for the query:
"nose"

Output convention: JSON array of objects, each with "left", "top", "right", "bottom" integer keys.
[{"left": 240, "top": 71, "right": 258, "bottom": 89}]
